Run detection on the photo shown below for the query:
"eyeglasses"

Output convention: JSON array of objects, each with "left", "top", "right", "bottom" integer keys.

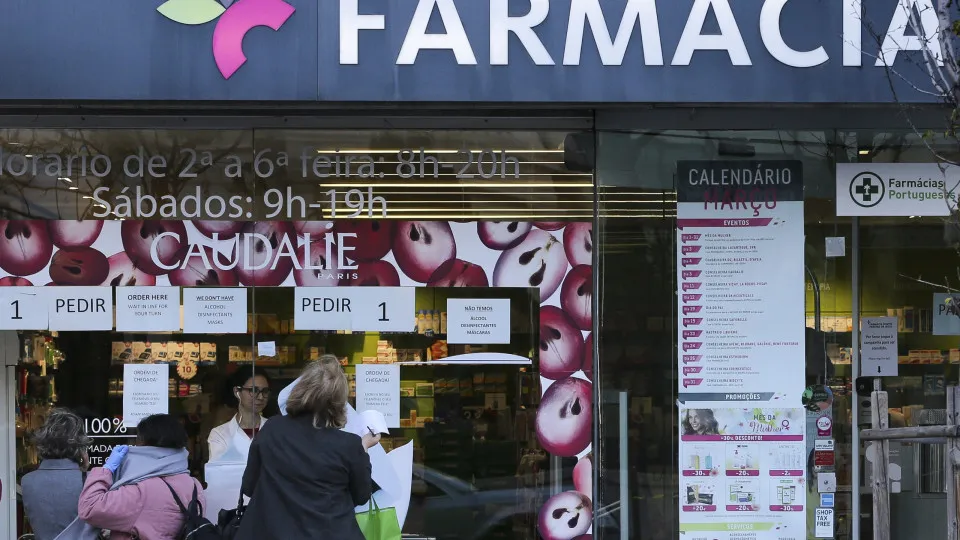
[{"left": 238, "top": 386, "right": 271, "bottom": 398}]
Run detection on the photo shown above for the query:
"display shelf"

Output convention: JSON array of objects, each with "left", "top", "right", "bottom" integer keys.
[{"left": 398, "top": 360, "right": 532, "bottom": 366}]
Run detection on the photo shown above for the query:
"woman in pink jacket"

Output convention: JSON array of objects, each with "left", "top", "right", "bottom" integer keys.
[{"left": 76, "top": 414, "right": 205, "bottom": 540}]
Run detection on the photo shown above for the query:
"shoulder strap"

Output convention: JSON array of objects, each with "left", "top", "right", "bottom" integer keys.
[
  {"left": 161, "top": 478, "right": 188, "bottom": 514},
  {"left": 190, "top": 483, "right": 203, "bottom": 515}
]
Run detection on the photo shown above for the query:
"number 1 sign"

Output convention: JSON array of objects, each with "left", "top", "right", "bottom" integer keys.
[
  {"left": 294, "top": 287, "right": 415, "bottom": 332},
  {"left": 0, "top": 287, "right": 47, "bottom": 330}
]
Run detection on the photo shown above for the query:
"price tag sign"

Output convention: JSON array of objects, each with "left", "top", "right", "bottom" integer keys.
[
  {"left": 0, "top": 287, "right": 48, "bottom": 330},
  {"left": 295, "top": 287, "right": 415, "bottom": 332}
]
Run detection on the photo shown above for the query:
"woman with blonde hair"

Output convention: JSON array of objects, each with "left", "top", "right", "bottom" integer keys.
[{"left": 235, "top": 357, "right": 380, "bottom": 540}]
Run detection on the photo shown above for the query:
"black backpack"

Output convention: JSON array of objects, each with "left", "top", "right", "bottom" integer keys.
[{"left": 161, "top": 478, "right": 220, "bottom": 540}]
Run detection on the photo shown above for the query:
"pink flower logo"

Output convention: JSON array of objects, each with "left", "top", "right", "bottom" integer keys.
[{"left": 157, "top": 0, "right": 295, "bottom": 79}]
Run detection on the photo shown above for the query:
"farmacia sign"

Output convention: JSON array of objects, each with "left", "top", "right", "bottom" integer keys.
[{"left": 160, "top": 0, "right": 943, "bottom": 78}]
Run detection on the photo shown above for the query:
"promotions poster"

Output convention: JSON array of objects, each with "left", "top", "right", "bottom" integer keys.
[{"left": 676, "top": 161, "right": 807, "bottom": 540}]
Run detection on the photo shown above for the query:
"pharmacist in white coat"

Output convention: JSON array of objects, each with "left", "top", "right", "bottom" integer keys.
[
  {"left": 208, "top": 365, "right": 272, "bottom": 463},
  {"left": 203, "top": 365, "right": 272, "bottom": 520},
  {"left": 277, "top": 355, "right": 402, "bottom": 500}
]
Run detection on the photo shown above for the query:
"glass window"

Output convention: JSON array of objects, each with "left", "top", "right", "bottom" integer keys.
[
  {"left": 595, "top": 130, "right": 852, "bottom": 540},
  {"left": 3, "top": 128, "right": 595, "bottom": 540},
  {"left": 851, "top": 130, "right": 959, "bottom": 539}
]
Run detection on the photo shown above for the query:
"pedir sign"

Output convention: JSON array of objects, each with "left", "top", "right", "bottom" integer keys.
[{"left": 0, "top": 0, "right": 946, "bottom": 102}]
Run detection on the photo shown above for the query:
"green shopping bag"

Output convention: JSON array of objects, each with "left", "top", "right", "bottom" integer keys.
[{"left": 356, "top": 498, "right": 402, "bottom": 540}]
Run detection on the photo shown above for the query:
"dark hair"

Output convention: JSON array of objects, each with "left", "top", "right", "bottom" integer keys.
[
  {"left": 136, "top": 414, "right": 188, "bottom": 449},
  {"left": 33, "top": 408, "right": 92, "bottom": 463},
  {"left": 225, "top": 365, "right": 272, "bottom": 407},
  {"left": 682, "top": 408, "right": 719, "bottom": 435}
]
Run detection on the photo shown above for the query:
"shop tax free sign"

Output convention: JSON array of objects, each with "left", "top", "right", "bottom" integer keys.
[
  {"left": 129, "top": 0, "right": 939, "bottom": 102},
  {"left": 157, "top": 0, "right": 939, "bottom": 79}
]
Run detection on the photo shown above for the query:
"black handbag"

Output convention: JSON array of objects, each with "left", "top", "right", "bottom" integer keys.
[{"left": 217, "top": 493, "right": 246, "bottom": 539}]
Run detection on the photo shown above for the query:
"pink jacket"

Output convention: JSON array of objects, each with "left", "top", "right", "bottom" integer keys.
[{"left": 78, "top": 467, "right": 206, "bottom": 540}]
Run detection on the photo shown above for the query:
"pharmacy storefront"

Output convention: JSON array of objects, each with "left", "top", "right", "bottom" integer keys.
[{"left": 0, "top": 1, "right": 947, "bottom": 540}]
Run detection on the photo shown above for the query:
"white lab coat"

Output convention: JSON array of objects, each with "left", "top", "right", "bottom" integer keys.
[
  {"left": 207, "top": 414, "right": 268, "bottom": 463},
  {"left": 203, "top": 414, "right": 268, "bottom": 521}
]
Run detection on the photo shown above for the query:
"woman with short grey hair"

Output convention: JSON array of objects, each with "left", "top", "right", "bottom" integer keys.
[{"left": 21, "top": 408, "right": 93, "bottom": 540}]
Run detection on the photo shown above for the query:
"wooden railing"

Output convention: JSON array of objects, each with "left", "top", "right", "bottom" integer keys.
[{"left": 859, "top": 388, "right": 960, "bottom": 540}]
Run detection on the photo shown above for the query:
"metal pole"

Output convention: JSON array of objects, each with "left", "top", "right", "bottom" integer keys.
[
  {"left": 805, "top": 266, "right": 821, "bottom": 332},
  {"left": 946, "top": 387, "right": 958, "bottom": 539},
  {"left": 619, "top": 391, "right": 629, "bottom": 540},
  {"left": 590, "top": 128, "right": 602, "bottom": 538},
  {"left": 852, "top": 216, "right": 862, "bottom": 540}
]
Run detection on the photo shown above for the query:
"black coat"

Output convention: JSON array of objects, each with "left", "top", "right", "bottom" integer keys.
[{"left": 236, "top": 414, "right": 372, "bottom": 540}]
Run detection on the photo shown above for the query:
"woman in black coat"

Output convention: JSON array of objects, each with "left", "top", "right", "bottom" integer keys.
[{"left": 237, "top": 359, "right": 381, "bottom": 540}]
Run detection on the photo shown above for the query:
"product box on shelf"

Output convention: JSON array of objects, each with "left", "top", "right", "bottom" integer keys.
[
  {"left": 434, "top": 378, "right": 453, "bottom": 394},
  {"left": 168, "top": 342, "right": 184, "bottom": 362},
  {"left": 228, "top": 346, "right": 256, "bottom": 362},
  {"left": 200, "top": 343, "right": 217, "bottom": 364},
  {"left": 907, "top": 350, "right": 944, "bottom": 364},
  {"left": 112, "top": 342, "right": 132, "bottom": 364},
  {"left": 132, "top": 342, "right": 153, "bottom": 364},
  {"left": 184, "top": 342, "right": 201, "bottom": 363},
  {"left": 416, "top": 383, "right": 435, "bottom": 397},
  {"left": 396, "top": 349, "right": 422, "bottom": 363},
  {"left": 153, "top": 342, "right": 170, "bottom": 363}
]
